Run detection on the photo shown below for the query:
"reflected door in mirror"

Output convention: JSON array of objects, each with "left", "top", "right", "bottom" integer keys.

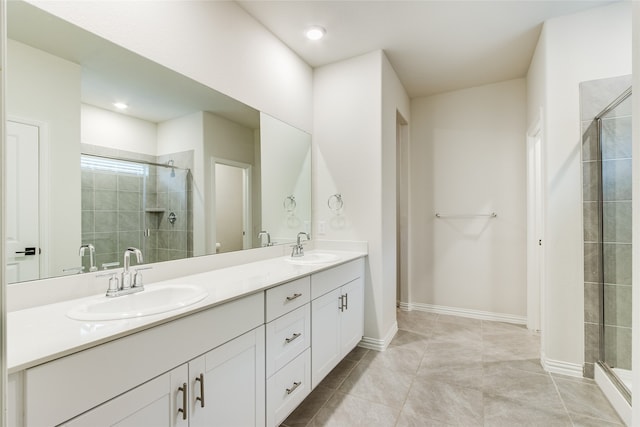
[{"left": 6, "top": 121, "right": 41, "bottom": 283}]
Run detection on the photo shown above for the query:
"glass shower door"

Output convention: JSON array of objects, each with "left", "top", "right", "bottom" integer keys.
[{"left": 599, "top": 90, "right": 632, "bottom": 395}]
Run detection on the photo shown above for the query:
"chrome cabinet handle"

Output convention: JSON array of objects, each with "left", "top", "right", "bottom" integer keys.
[
  {"left": 344, "top": 293, "right": 348, "bottom": 310},
  {"left": 338, "top": 295, "right": 344, "bottom": 312},
  {"left": 178, "top": 383, "right": 188, "bottom": 420},
  {"left": 286, "top": 381, "right": 301, "bottom": 395},
  {"left": 285, "top": 332, "right": 302, "bottom": 344},
  {"left": 195, "top": 373, "right": 205, "bottom": 408},
  {"left": 286, "top": 293, "right": 302, "bottom": 301}
]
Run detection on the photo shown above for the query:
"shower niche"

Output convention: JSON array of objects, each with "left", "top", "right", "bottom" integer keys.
[{"left": 580, "top": 75, "right": 632, "bottom": 403}]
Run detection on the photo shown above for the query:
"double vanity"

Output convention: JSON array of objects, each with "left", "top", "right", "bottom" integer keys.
[{"left": 7, "top": 250, "right": 366, "bottom": 427}]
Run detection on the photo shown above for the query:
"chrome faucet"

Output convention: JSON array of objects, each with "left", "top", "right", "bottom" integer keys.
[
  {"left": 79, "top": 244, "right": 97, "bottom": 272},
  {"left": 258, "top": 230, "right": 272, "bottom": 247},
  {"left": 291, "top": 232, "right": 310, "bottom": 257},
  {"left": 98, "top": 248, "right": 150, "bottom": 297},
  {"left": 122, "top": 247, "right": 144, "bottom": 290}
]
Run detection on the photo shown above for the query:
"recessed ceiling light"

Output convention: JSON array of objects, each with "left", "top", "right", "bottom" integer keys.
[
  {"left": 305, "top": 26, "right": 326, "bottom": 41},
  {"left": 113, "top": 102, "right": 128, "bottom": 110}
]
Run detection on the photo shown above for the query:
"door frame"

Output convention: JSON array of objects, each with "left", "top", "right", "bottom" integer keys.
[
  {"left": 526, "top": 109, "right": 545, "bottom": 337},
  {"left": 7, "top": 116, "right": 50, "bottom": 280},
  {"left": 211, "top": 158, "right": 253, "bottom": 251}
]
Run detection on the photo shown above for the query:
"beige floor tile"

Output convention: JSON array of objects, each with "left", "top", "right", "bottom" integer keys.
[
  {"left": 318, "top": 358, "right": 357, "bottom": 390},
  {"left": 403, "top": 379, "right": 483, "bottom": 426},
  {"left": 338, "top": 362, "right": 413, "bottom": 408},
  {"left": 554, "top": 377, "right": 624, "bottom": 424},
  {"left": 358, "top": 344, "right": 424, "bottom": 375},
  {"left": 310, "top": 392, "right": 399, "bottom": 427},
  {"left": 483, "top": 393, "right": 572, "bottom": 427},
  {"left": 285, "top": 311, "right": 622, "bottom": 427},
  {"left": 281, "top": 386, "right": 335, "bottom": 427},
  {"left": 397, "top": 309, "right": 437, "bottom": 336}
]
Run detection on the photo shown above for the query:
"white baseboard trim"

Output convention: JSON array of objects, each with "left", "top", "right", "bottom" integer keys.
[
  {"left": 399, "top": 302, "right": 527, "bottom": 325},
  {"left": 359, "top": 321, "right": 398, "bottom": 351},
  {"left": 541, "top": 356, "right": 583, "bottom": 378}
]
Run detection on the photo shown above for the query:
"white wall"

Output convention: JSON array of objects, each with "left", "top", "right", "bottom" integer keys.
[
  {"left": 81, "top": 104, "right": 157, "bottom": 156},
  {"left": 409, "top": 79, "right": 527, "bottom": 319},
  {"left": 6, "top": 39, "right": 81, "bottom": 279},
  {"left": 314, "top": 50, "right": 409, "bottom": 347},
  {"left": 527, "top": 2, "right": 631, "bottom": 367},
  {"left": 28, "top": 0, "right": 313, "bottom": 133}
]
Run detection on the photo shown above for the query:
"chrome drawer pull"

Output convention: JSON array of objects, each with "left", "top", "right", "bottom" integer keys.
[
  {"left": 195, "top": 373, "right": 205, "bottom": 408},
  {"left": 285, "top": 332, "right": 302, "bottom": 343},
  {"left": 286, "top": 381, "right": 302, "bottom": 395},
  {"left": 286, "top": 293, "right": 302, "bottom": 301}
]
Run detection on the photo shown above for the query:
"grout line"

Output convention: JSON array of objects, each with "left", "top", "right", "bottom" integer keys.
[{"left": 549, "top": 372, "right": 578, "bottom": 427}]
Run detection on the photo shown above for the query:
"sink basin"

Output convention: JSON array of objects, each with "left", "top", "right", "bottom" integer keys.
[
  {"left": 285, "top": 252, "right": 340, "bottom": 265},
  {"left": 67, "top": 284, "right": 208, "bottom": 321}
]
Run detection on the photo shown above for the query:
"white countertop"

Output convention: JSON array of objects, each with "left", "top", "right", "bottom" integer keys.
[{"left": 7, "top": 250, "right": 366, "bottom": 374}]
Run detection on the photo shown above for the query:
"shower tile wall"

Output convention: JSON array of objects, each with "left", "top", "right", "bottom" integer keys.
[
  {"left": 81, "top": 144, "right": 193, "bottom": 269},
  {"left": 81, "top": 166, "right": 147, "bottom": 271},
  {"left": 580, "top": 75, "right": 632, "bottom": 378}
]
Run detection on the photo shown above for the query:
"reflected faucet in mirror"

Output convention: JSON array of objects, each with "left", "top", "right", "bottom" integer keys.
[
  {"left": 122, "top": 247, "right": 144, "bottom": 290},
  {"left": 258, "top": 231, "right": 272, "bottom": 247},
  {"left": 79, "top": 244, "right": 97, "bottom": 272}
]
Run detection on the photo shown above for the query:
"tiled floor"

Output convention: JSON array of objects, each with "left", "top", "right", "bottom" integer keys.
[{"left": 281, "top": 309, "right": 624, "bottom": 426}]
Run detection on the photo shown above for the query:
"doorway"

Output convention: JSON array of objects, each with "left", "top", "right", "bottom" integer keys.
[
  {"left": 396, "top": 112, "right": 409, "bottom": 306},
  {"left": 212, "top": 159, "right": 252, "bottom": 254},
  {"left": 526, "top": 114, "right": 544, "bottom": 333}
]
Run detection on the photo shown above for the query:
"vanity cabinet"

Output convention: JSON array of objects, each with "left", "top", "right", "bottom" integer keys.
[
  {"left": 62, "top": 327, "right": 265, "bottom": 427},
  {"left": 265, "top": 277, "right": 311, "bottom": 427},
  {"left": 10, "top": 255, "right": 366, "bottom": 427},
  {"left": 23, "top": 293, "right": 265, "bottom": 427},
  {"left": 311, "top": 259, "right": 364, "bottom": 388}
]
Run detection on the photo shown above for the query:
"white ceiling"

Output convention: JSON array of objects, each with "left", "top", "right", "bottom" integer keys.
[{"left": 237, "top": 0, "right": 617, "bottom": 97}]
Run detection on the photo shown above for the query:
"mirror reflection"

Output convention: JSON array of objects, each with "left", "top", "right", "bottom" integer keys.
[{"left": 6, "top": 0, "right": 311, "bottom": 284}]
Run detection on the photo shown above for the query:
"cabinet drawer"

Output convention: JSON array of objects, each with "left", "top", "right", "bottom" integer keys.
[
  {"left": 265, "top": 277, "right": 310, "bottom": 322},
  {"left": 266, "top": 304, "right": 310, "bottom": 377},
  {"left": 266, "top": 348, "right": 311, "bottom": 427},
  {"left": 311, "top": 258, "right": 364, "bottom": 299}
]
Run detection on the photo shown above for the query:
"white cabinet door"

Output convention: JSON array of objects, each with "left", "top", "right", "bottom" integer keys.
[
  {"left": 190, "top": 326, "right": 265, "bottom": 427},
  {"left": 311, "top": 288, "right": 342, "bottom": 388},
  {"left": 340, "top": 277, "right": 364, "bottom": 355},
  {"left": 63, "top": 366, "right": 188, "bottom": 427}
]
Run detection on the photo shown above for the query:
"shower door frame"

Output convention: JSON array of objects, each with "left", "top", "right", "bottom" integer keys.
[{"left": 594, "top": 86, "right": 633, "bottom": 404}]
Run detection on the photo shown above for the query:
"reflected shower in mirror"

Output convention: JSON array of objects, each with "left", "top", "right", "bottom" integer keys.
[{"left": 5, "top": 0, "right": 311, "bottom": 284}]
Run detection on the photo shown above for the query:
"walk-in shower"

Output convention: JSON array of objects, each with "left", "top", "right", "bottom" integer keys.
[
  {"left": 80, "top": 153, "right": 193, "bottom": 271},
  {"left": 581, "top": 77, "right": 632, "bottom": 411}
]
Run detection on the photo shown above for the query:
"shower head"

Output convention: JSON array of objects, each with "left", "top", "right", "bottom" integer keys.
[{"left": 167, "top": 160, "right": 176, "bottom": 177}]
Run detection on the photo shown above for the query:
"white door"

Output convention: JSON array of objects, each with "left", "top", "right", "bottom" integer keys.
[
  {"left": 311, "top": 288, "right": 342, "bottom": 388},
  {"left": 62, "top": 366, "right": 187, "bottom": 427},
  {"left": 340, "top": 278, "right": 364, "bottom": 355},
  {"left": 191, "top": 327, "right": 265, "bottom": 427},
  {"left": 6, "top": 120, "right": 40, "bottom": 283}
]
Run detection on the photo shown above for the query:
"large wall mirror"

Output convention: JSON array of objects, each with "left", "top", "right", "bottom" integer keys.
[{"left": 6, "top": 0, "right": 312, "bottom": 284}]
